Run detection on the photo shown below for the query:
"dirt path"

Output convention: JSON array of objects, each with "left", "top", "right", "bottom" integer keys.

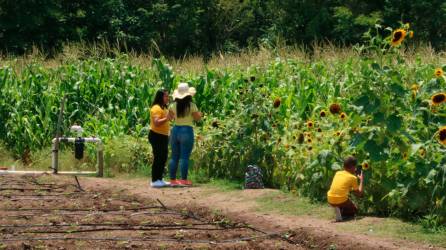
[{"left": 78, "top": 176, "right": 443, "bottom": 250}]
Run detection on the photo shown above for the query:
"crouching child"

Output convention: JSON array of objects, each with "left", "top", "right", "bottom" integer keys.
[{"left": 327, "top": 156, "right": 364, "bottom": 221}]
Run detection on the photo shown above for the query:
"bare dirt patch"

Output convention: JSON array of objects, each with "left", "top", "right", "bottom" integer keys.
[
  {"left": 0, "top": 174, "right": 301, "bottom": 249},
  {"left": 2, "top": 174, "right": 443, "bottom": 250},
  {"left": 79, "top": 176, "right": 444, "bottom": 250}
]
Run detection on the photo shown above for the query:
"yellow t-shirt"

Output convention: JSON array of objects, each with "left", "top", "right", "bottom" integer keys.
[
  {"left": 327, "top": 170, "right": 359, "bottom": 205},
  {"left": 169, "top": 102, "right": 198, "bottom": 126},
  {"left": 149, "top": 105, "right": 169, "bottom": 135}
]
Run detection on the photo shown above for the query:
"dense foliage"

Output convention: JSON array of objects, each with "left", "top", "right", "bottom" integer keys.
[
  {"left": 1, "top": 0, "right": 446, "bottom": 56},
  {"left": 1, "top": 26, "right": 446, "bottom": 225}
]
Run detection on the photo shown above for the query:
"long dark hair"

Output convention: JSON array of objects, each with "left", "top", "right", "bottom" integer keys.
[
  {"left": 152, "top": 89, "right": 167, "bottom": 108},
  {"left": 176, "top": 95, "right": 192, "bottom": 118}
]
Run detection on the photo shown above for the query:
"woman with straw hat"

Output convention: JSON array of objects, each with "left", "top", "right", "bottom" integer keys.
[{"left": 168, "top": 82, "right": 202, "bottom": 186}]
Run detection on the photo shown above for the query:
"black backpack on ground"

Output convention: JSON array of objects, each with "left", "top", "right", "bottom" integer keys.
[{"left": 244, "top": 165, "right": 264, "bottom": 189}]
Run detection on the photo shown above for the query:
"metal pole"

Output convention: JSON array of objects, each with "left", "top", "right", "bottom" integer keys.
[{"left": 52, "top": 95, "right": 66, "bottom": 174}]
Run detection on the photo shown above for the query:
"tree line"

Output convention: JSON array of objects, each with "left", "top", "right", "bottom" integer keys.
[{"left": 1, "top": 0, "right": 445, "bottom": 57}]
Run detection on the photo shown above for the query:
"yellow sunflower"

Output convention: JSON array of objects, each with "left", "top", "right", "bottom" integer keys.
[
  {"left": 391, "top": 29, "right": 406, "bottom": 46},
  {"left": 307, "top": 120, "right": 314, "bottom": 128},
  {"left": 431, "top": 93, "right": 446, "bottom": 105},
  {"left": 320, "top": 110, "right": 327, "bottom": 117},
  {"left": 361, "top": 162, "right": 370, "bottom": 170},
  {"left": 439, "top": 126, "right": 446, "bottom": 145},
  {"left": 403, "top": 152, "right": 408, "bottom": 160},
  {"left": 419, "top": 147, "right": 426, "bottom": 158},
  {"left": 339, "top": 112, "right": 347, "bottom": 120},
  {"left": 435, "top": 68, "right": 444, "bottom": 78}
]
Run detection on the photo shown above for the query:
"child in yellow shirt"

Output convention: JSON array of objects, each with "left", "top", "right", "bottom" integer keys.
[{"left": 327, "top": 156, "right": 364, "bottom": 220}]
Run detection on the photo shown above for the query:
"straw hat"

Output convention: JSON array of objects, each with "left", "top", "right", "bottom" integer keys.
[{"left": 172, "top": 82, "right": 196, "bottom": 100}]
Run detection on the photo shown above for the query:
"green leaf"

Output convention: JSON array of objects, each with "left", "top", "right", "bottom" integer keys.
[
  {"left": 389, "top": 83, "right": 405, "bottom": 97},
  {"left": 373, "top": 112, "right": 385, "bottom": 124},
  {"left": 354, "top": 95, "right": 369, "bottom": 107},
  {"left": 350, "top": 133, "right": 366, "bottom": 147},
  {"left": 386, "top": 114, "right": 402, "bottom": 133},
  {"left": 364, "top": 139, "right": 385, "bottom": 161}
]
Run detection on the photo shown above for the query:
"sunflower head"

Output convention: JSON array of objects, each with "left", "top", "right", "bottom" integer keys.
[
  {"left": 339, "top": 112, "right": 347, "bottom": 120},
  {"left": 320, "top": 110, "right": 327, "bottom": 117},
  {"left": 273, "top": 98, "right": 281, "bottom": 108},
  {"left": 431, "top": 93, "right": 446, "bottom": 105},
  {"left": 391, "top": 29, "right": 406, "bottom": 46},
  {"left": 361, "top": 162, "right": 370, "bottom": 170},
  {"left": 419, "top": 147, "right": 426, "bottom": 157},
  {"left": 435, "top": 68, "right": 444, "bottom": 78},
  {"left": 307, "top": 146, "right": 312, "bottom": 151},
  {"left": 307, "top": 138, "right": 312, "bottom": 143},
  {"left": 439, "top": 126, "right": 446, "bottom": 145},
  {"left": 307, "top": 120, "right": 314, "bottom": 128},
  {"left": 403, "top": 152, "right": 408, "bottom": 160},
  {"left": 329, "top": 103, "right": 341, "bottom": 114},
  {"left": 317, "top": 127, "right": 322, "bottom": 133},
  {"left": 335, "top": 131, "right": 342, "bottom": 137}
]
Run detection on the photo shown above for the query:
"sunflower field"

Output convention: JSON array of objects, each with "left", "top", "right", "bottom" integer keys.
[{"left": 0, "top": 25, "right": 445, "bottom": 223}]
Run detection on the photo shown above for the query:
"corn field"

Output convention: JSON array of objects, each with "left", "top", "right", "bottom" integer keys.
[{"left": 1, "top": 26, "right": 446, "bottom": 224}]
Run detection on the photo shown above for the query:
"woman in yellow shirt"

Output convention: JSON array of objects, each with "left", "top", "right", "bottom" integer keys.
[{"left": 149, "top": 89, "right": 173, "bottom": 188}]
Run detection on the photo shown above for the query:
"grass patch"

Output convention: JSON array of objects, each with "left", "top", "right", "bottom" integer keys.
[
  {"left": 256, "top": 191, "right": 332, "bottom": 219},
  {"left": 256, "top": 191, "right": 446, "bottom": 247},
  {"left": 201, "top": 178, "right": 244, "bottom": 191},
  {"left": 0, "top": 143, "right": 20, "bottom": 169},
  {"left": 336, "top": 217, "right": 446, "bottom": 248}
]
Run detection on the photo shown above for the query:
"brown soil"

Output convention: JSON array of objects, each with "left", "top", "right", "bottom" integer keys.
[
  {"left": 1, "top": 174, "right": 443, "bottom": 250},
  {"left": 0, "top": 174, "right": 300, "bottom": 249}
]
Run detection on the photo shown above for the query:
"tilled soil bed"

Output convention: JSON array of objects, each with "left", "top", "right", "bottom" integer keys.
[{"left": 0, "top": 174, "right": 302, "bottom": 249}]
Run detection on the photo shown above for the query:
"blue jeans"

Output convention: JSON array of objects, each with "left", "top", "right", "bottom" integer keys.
[{"left": 169, "top": 126, "right": 194, "bottom": 180}]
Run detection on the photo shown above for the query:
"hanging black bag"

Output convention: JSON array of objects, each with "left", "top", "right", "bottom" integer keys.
[{"left": 74, "top": 137, "right": 85, "bottom": 159}]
